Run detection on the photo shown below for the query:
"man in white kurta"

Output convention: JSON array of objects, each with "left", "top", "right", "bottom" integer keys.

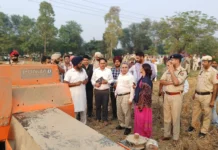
[{"left": 64, "top": 56, "right": 88, "bottom": 124}]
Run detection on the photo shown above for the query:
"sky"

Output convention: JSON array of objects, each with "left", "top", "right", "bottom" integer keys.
[{"left": 0, "top": 0, "right": 218, "bottom": 42}]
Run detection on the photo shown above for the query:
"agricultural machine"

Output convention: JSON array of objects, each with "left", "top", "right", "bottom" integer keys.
[{"left": 0, "top": 64, "right": 127, "bottom": 150}]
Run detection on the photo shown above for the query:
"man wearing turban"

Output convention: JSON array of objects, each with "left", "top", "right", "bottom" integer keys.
[
  {"left": 51, "top": 53, "right": 68, "bottom": 82},
  {"left": 6, "top": 50, "right": 24, "bottom": 64},
  {"left": 110, "top": 56, "right": 122, "bottom": 120},
  {"left": 92, "top": 52, "right": 103, "bottom": 70},
  {"left": 64, "top": 56, "right": 88, "bottom": 124}
]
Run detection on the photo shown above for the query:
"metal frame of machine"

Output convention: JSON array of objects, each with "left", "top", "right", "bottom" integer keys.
[
  {"left": 0, "top": 64, "right": 129, "bottom": 150},
  {"left": 0, "top": 65, "right": 75, "bottom": 149}
]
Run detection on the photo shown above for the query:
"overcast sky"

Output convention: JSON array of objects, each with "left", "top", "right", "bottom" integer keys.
[{"left": 1, "top": 0, "right": 218, "bottom": 42}]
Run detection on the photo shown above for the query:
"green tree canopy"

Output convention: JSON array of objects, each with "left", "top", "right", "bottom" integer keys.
[
  {"left": 104, "top": 6, "right": 123, "bottom": 59},
  {"left": 82, "top": 39, "right": 105, "bottom": 55},
  {"left": 119, "top": 19, "right": 153, "bottom": 53},
  {"left": 59, "top": 21, "right": 83, "bottom": 54},
  {"left": 36, "top": 1, "right": 57, "bottom": 54},
  {"left": 156, "top": 11, "right": 218, "bottom": 54}
]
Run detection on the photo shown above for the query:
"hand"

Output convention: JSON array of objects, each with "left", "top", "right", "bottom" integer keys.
[
  {"left": 95, "top": 83, "right": 101, "bottom": 88},
  {"left": 83, "top": 79, "right": 88, "bottom": 84},
  {"left": 168, "top": 63, "right": 174, "bottom": 73},
  {"left": 113, "top": 83, "right": 117, "bottom": 89},
  {"left": 133, "top": 83, "right": 136, "bottom": 89},
  {"left": 76, "top": 81, "right": 82, "bottom": 86},
  {"left": 168, "top": 81, "right": 173, "bottom": 85},
  {"left": 128, "top": 101, "right": 132, "bottom": 105},
  {"left": 159, "top": 91, "right": 163, "bottom": 96},
  {"left": 192, "top": 94, "right": 195, "bottom": 100},
  {"left": 102, "top": 80, "right": 108, "bottom": 84},
  {"left": 210, "top": 101, "right": 215, "bottom": 108}
]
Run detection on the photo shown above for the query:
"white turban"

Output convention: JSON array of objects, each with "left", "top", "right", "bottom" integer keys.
[
  {"left": 202, "top": 55, "right": 212, "bottom": 61},
  {"left": 51, "top": 53, "right": 61, "bottom": 60},
  {"left": 94, "top": 52, "right": 103, "bottom": 58}
]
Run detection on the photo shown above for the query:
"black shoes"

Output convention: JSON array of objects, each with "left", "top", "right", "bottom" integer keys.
[
  {"left": 87, "top": 114, "right": 94, "bottom": 118},
  {"left": 124, "top": 128, "right": 131, "bottom": 135},
  {"left": 187, "top": 126, "right": 206, "bottom": 138},
  {"left": 116, "top": 125, "right": 125, "bottom": 130},
  {"left": 187, "top": 126, "right": 195, "bottom": 132},
  {"left": 199, "top": 132, "right": 206, "bottom": 138},
  {"left": 116, "top": 125, "right": 131, "bottom": 135}
]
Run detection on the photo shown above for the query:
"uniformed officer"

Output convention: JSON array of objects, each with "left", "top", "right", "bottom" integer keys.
[
  {"left": 187, "top": 55, "right": 218, "bottom": 138},
  {"left": 193, "top": 54, "right": 199, "bottom": 71},
  {"left": 160, "top": 54, "right": 188, "bottom": 144}
]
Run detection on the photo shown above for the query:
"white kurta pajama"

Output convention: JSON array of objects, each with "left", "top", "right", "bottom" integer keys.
[{"left": 64, "top": 68, "right": 88, "bottom": 124}]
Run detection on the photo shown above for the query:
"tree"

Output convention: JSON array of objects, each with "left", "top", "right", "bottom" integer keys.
[
  {"left": 192, "top": 36, "right": 218, "bottom": 56},
  {"left": 120, "top": 19, "right": 153, "bottom": 53},
  {"left": 113, "top": 48, "right": 125, "bottom": 56},
  {"left": 119, "top": 28, "right": 133, "bottom": 53},
  {"left": 0, "top": 12, "right": 13, "bottom": 52},
  {"left": 29, "top": 25, "right": 43, "bottom": 53},
  {"left": 104, "top": 6, "right": 122, "bottom": 59},
  {"left": 59, "top": 21, "right": 83, "bottom": 54},
  {"left": 156, "top": 11, "right": 218, "bottom": 54},
  {"left": 82, "top": 39, "right": 105, "bottom": 55},
  {"left": 36, "top": 1, "right": 57, "bottom": 54},
  {"left": 11, "top": 15, "right": 37, "bottom": 53}
]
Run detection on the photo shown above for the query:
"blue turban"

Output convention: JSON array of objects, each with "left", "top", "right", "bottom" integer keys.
[{"left": 71, "top": 56, "right": 83, "bottom": 66}]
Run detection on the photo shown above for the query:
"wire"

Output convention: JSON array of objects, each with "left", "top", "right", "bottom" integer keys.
[
  {"left": 79, "top": 0, "right": 160, "bottom": 19},
  {"left": 61, "top": 0, "right": 146, "bottom": 21},
  {"left": 50, "top": 0, "right": 143, "bottom": 21},
  {"left": 30, "top": 0, "right": 102, "bottom": 17},
  {"left": 29, "top": 0, "right": 136, "bottom": 24}
]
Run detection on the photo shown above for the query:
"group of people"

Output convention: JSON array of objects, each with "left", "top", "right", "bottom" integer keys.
[
  {"left": 39, "top": 51, "right": 157, "bottom": 137},
  {"left": 159, "top": 54, "right": 218, "bottom": 146},
  {"left": 6, "top": 49, "right": 218, "bottom": 146}
]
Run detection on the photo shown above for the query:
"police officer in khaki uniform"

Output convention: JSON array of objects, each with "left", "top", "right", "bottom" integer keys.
[
  {"left": 188, "top": 55, "right": 218, "bottom": 138},
  {"left": 193, "top": 54, "right": 199, "bottom": 71},
  {"left": 160, "top": 54, "right": 187, "bottom": 144}
]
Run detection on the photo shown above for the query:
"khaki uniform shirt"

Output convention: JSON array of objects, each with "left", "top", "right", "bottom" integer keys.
[
  {"left": 161, "top": 66, "right": 188, "bottom": 92},
  {"left": 193, "top": 57, "right": 198, "bottom": 63},
  {"left": 186, "top": 57, "right": 191, "bottom": 64},
  {"left": 196, "top": 67, "right": 218, "bottom": 92}
]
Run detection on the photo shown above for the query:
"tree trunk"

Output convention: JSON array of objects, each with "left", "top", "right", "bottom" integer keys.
[
  {"left": 44, "top": 36, "right": 47, "bottom": 55},
  {"left": 110, "top": 42, "right": 113, "bottom": 59},
  {"left": 110, "top": 47, "right": 113, "bottom": 59}
]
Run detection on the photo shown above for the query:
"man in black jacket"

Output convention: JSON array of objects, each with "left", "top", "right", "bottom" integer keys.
[{"left": 82, "top": 55, "right": 94, "bottom": 117}]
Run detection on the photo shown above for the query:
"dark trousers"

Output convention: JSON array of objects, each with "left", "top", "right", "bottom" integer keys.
[
  {"left": 86, "top": 88, "right": 93, "bottom": 116},
  {"left": 95, "top": 89, "right": 109, "bottom": 121},
  {"left": 110, "top": 91, "right": 117, "bottom": 118}
]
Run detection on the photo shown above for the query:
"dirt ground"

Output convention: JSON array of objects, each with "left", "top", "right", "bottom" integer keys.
[{"left": 87, "top": 75, "right": 218, "bottom": 150}]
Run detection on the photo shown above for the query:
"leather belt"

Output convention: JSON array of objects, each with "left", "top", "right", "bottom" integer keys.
[
  {"left": 195, "top": 91, "right": 212, "bottom": 95},
  {"left": 117, "top": 92, "right": 130, "bottom": 96},
  {"left": 165, "top": 91, "right": 183, "bottom": 95}
]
